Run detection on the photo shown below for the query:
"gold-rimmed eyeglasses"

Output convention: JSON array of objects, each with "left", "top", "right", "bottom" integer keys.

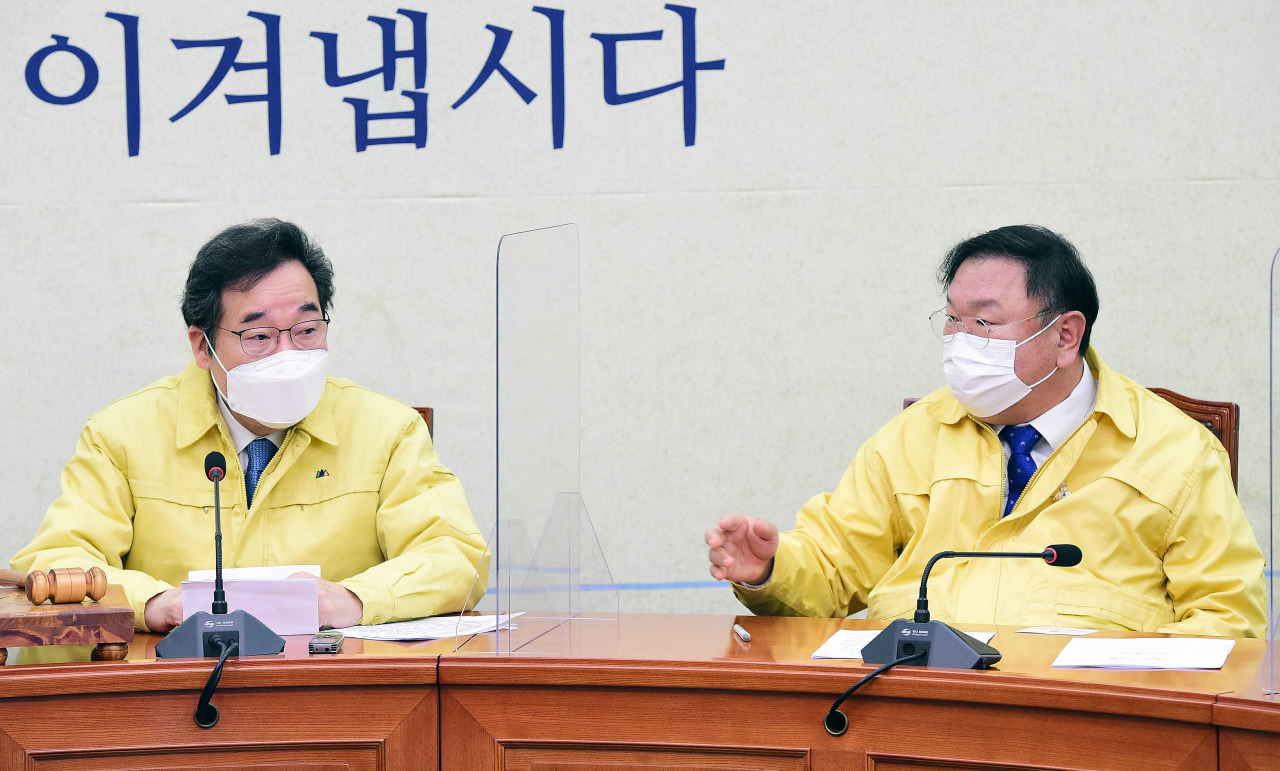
[{"left": 929, "top": 309, "right": 1051, "bottom": 350}]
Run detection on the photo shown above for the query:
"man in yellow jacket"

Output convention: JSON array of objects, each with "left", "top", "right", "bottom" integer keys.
[
  {"left": 706, "top": 225, "right": 1265, "bottom": 638},
  {"left": 12, "top": 219, "right": 487, "bottom": 632}
]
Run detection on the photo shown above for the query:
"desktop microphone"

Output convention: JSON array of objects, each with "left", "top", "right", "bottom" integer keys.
[
  {"left": 859, "top": 544, "right": 1084, "bottom": 670},
  {"left": 824, "top": 544, "right": 1084, "bottom": 737},
  {"left": 157, "top": 451, "right": 284, "bottom": 667}
]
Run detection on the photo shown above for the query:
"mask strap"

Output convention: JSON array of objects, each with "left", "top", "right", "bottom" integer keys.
[
  {"left": 1025, "top": 365, "right": 1057, "bottom": 390},
  {"left": 204, "top": 333, "right": 233, "bottom": 404},
  {"left": 1017, "top": 313, "right": 1063, "bottom": 390},
  {"left": 1014, "top": 314, "right": 1063, "bottom": 349}
]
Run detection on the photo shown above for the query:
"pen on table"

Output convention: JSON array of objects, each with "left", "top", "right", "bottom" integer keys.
[{"left": 732, "top": 623, "right": 751, "bottom": 642}]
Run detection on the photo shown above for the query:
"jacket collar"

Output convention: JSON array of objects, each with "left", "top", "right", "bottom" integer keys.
[
  {"left": 174, "top": 360, "right": 339, "bottom": 449},
  {"left": 924, "top": 348, "right": 1135, "bottom": 439},
  {"left": 1084, "top": 348, "right": 1136, "bottom": 439}
]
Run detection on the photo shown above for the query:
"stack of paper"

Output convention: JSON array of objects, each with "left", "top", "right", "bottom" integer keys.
[
  {"left": 335, "top": 613, "right": 522, "bottom": 641},
  {"left": 1051, "top": 637, "right": 1235, "bottom": 669},
  {"left": 182, "top": 564, "right": 321, "bottom": 635}
]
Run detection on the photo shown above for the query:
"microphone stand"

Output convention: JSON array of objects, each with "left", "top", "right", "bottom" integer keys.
[
  {"left": 212, "top": 465, "right": 227, "bottom": 614},
  {"left": 156, "top": 453, "right": 286, "bottom": 728}
]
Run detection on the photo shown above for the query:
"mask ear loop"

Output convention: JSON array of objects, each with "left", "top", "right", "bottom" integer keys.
[
  {"left": 203, "top": 333, "right": 233, "bottom": 404},
  {"left": 1013, "top": 314, "right": 1064, "bottom": 390},
  {"left": 1023, "top": 364, "right": 1058, "bottom": 390},
  {"left": 1013, "top": 314, "right": 1063, "bottom": 349}
]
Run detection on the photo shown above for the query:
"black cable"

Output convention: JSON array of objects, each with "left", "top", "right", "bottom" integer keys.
[
  {"left": 823, "top": 647, "right": 928, "bottom": 736},
  {"left": 194, "top": 636, "right": 238, "bottom": 728}
]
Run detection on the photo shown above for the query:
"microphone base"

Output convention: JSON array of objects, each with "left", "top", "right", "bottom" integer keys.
[
  {"left": 155, "top": 609, "right": 285, "bottom": 659},
  {"left": 860, "top": 619, "right": 1001, "bottom": 670}
]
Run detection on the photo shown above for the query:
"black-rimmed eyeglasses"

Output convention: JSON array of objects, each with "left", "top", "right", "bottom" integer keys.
[{"left": 216, "top": 316, "right": 330, "bottom": 356}]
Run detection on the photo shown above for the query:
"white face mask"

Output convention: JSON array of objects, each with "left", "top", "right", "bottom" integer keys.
[
  {"left": 942, "top": 314, "right": 1062, "bottom": 418},
  {"left": 206, "top": 339, "right": 328, "bottom": 430}
]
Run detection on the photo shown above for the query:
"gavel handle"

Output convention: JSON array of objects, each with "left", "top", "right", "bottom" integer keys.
[
  {"left": 0, "top": 570, "right": 29, "bottom": 588},
  {"left": 0, "top": 569, "right": 45, "bottom": 603}
]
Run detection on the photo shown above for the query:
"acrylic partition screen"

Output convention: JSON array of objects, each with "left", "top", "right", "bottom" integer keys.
[
  {"left": 1270, "top": 247, "right": 1280, "bottom": 695},
  {"left": 458, "top": 223, "right": 617, "bottom": 653}
]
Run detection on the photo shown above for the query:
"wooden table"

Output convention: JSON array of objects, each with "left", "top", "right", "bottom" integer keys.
[
  {"left": 442, "top": 614, "right": 1278, "bottom": 770},
  {"left": 0, "top": 614, "right": 1276, "bottom": 770}
]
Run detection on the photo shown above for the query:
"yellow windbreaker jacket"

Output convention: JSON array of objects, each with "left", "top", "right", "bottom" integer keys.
[
  {"left": 735, "top": 351, "right": 1266, "bottom": 638},
  {"left": 12, "top": 362, "right": 488, "bottom": 631}
]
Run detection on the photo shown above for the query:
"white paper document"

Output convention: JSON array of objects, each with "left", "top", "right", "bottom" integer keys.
[
  {"left": 812, "top": 628, "right": 996, "bottom": 660},
  {"left": 188, "top": 564, "right": 322, "bottom": 581},
  {"left": 1017, "top": 627, "right": 1098, "bottom": 636},
  {"left": 1051, "top": 637, "right": 1236, "bottom": 669},
  {"left": 334, "top": 613, "right": 523, "bottom": 641},
  {"left": 181, "top": 577, "right": 319, "bottom": 636}
]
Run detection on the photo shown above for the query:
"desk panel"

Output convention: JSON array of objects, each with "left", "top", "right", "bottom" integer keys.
[
  {"left": 442, "top": 682, "right": 1220, "bottom": 770},
  {"left": 1216, "top": 692, "right": 1280, "bottom": 771}
]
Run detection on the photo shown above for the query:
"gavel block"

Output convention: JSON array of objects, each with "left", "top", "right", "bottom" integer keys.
[{"left": 0, "top": 584, "right": 133, "bottom": 665}]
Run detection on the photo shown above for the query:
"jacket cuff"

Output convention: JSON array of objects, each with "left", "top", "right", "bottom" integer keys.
[
  {"left": 342, "top": 578, "right": 393, "bottom": 625},
  {"left": 731, "top": 537, "right": 811, "bottom": 616},
  {"left": 131, "top": 581, "right": 176, "bottom": 633}
]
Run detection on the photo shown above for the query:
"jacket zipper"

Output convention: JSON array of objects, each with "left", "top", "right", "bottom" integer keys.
[
  {"left": 214, "top": 424, "right": 240, "bottom": 483},
  {"left": 997, "top": 415, "right": 1096, "bottom": 517}
]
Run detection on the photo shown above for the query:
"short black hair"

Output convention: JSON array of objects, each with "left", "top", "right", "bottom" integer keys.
[
  {"left": 182, "top": 218, "right": 334, "bottom": 347},
  {"left": 937, "top": 225, "right": 1099, "bottom": 354}
]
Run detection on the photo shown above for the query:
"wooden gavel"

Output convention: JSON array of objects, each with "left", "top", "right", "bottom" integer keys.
[{"left": 0, "top": 567, "right": 109, "bottom": 605}]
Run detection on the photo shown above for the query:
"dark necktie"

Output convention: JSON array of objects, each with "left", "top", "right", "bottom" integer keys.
[
  {"left": 245, "top": 437, "right": 278, "bottom": 508},
  {"left": 999, "top": 424, "right": 1042, "bottom": 518}
]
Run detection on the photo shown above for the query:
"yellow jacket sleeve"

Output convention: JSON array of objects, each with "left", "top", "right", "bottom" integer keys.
[
  {"left": 1157, "top": 443, "right": 1265, "bottom": 637},
  {"left": 12, "top": 417, "right": 174, "bottom": 629},
  {"left": 734, "top": 445, "right": 898, "bottom": 618},
  {"left": 339, "top": 412, "right": 488, "bottom": 624}
]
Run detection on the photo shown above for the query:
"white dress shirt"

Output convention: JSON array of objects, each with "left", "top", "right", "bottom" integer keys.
[
  {"left": 216, "top": 395, "right": 284, "bottom": 470},
  {"left": 991, "top": 362, "right": 1098, "bottom": 466}
]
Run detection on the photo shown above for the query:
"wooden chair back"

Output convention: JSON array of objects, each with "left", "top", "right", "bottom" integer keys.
[
  {"left": 903, "top": 388, "right": 1239, "bottom": 490},
  {"left": 414, "top": 407, "right": 434, "bottom": 437}
]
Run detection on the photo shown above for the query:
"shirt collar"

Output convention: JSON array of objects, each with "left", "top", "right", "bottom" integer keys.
[{"left": 216, "top": 393, "right": 285, "bottom": 454}]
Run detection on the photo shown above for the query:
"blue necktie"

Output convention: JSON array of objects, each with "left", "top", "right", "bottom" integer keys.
[
  {"left": 999, "top": 424, "right": 1042, "bottom": 517},
  {"left": 245, "top": 437, "right": 278, "bottom": 508}
]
